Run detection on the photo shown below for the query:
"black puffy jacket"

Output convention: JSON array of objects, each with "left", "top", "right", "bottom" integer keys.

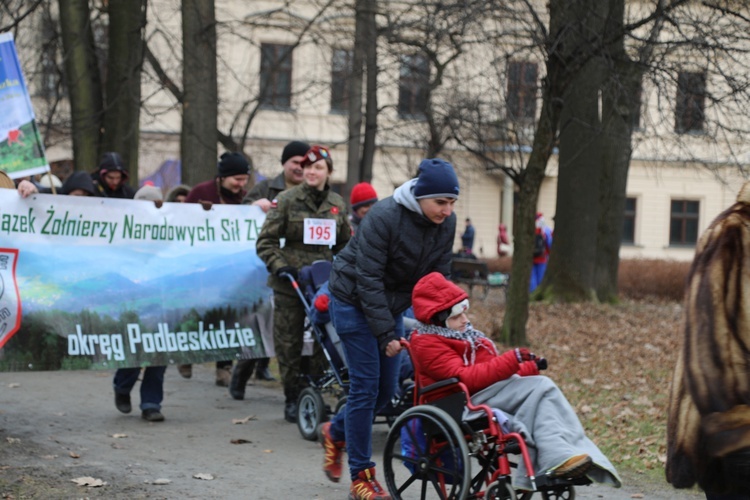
[{"left": 328, "top": 181, "right": 455, "bottom": 344}]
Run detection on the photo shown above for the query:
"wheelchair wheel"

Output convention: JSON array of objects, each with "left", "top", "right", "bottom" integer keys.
[
  {"left": 486, "top": 479, "right": 517, "bottom": 500},
  {"left": 297, "top": 387, "right": 325, "bottom": 441},
  {"left": 383, "top": 405, "right": 471, "bottom": 500},
  {"left": 541, "top": 485, "right": 575, "bottom": 500},
  {"left": 334, "top": 396, "right": 347, "bottom": 415}
]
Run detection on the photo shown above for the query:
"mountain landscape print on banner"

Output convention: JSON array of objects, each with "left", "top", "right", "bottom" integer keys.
[{"left": 17, "top": 246, "right": 270, "bottom": 322}]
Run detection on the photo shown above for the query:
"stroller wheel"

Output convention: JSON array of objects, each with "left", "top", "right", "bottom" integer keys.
[
  {"left": 297, "top": 387, "right": 326, "bottom": 441},
  {"left": 541, "top": 485, "right": 575, "bottom": 500}
]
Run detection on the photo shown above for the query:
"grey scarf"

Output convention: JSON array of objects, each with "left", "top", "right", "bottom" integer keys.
[{"left": 414, "top": 321, "right": 498, "bottom": 365}]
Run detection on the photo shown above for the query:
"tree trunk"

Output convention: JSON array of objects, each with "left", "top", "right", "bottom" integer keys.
[
  {"left": 594, "top": 0, "right": 640, "bottom": 302},
  {"left": 502, "top": 86, "right": 563, "bottom": 346},
  {"left": 360, "top": 0, "right": 377, "bottom": 182},
  {"left": 538, "top": 1, "right": 609, "bottom": 302},
  {"left": 346, "top": 0, "right": 366, "bottom": 200},
  {"left": 101, "top": 0, "right": 146, "bottom": 180},
  {"left": 58, "top": 0, "right": 102, "bottom": 175},
  {"left": 181, "top": 0, "right": 218, "bottom": 186}
]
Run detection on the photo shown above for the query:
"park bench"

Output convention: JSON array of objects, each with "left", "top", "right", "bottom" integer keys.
[{"left": 450, "top": 258, "right": 509, "bottom": 300}]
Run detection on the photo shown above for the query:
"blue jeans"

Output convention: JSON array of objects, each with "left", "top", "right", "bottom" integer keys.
[
  {"left": 113, "top": 366, "right": 167, "bottom": 411},
  {"left": 328, "top": 295, "right": 403, "bottom": 479},
  {"left": 530, "top": 262, "right": 547, "bottom": 292}
]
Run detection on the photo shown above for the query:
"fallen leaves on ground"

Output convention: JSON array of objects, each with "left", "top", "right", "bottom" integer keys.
[
  {"left": 71, "top": 476, "right": 107, "bottom": 487},
  {"left": 469, "top": 297, "right": 683, "bottom": 481},
  {"left": 110, "top": 433, "right": 128, "bottom": 439},
  {"left": 231, "top": 415, "right": 257, "bottom": 425},
  {"left": 230, "top": 438, "right": 252, "bottom": 444},
  {"left": 145, "top": 478, "right": 172, "bottom": 485},
  {"left": 193, "top": 473, "right": 214, "bottom": 480}
]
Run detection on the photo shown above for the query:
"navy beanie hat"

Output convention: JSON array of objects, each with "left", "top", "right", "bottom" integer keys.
[
  {"left": 413, "top": 158, "right": 459, "bottom": 200},
  {"left": 217, "top": 152, "right": 250, "bottom": 178},
  {"left": 281, "top": 141, "right": 311, "bottom": 165}
]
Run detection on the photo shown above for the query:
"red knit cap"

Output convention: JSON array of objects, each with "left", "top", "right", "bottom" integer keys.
[{"left": 350, "top": 182, "right": 378, "bottom": 210}]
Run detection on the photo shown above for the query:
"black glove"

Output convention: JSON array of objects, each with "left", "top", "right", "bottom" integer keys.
[
  {"left": 535, "top": 357, "right": 548, "bottom": 371},
  {"left": 276, "top": 266, "right": 298, "bottom": 280},
  {"left": 377, "top": 331, "right": 398, "bottom": 354},
  {"left": 514, "top": 348, "right": 536, "bottom": 362}
]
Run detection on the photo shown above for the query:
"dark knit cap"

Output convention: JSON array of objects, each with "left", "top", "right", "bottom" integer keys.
[
  {"left": 281, "top": 141, "right": 311, "bottom": 165},
  {"left": 413, "top": 158, "right": 459, "bottom": 199},
  {"left": 98, "top": 152, "right": 128, "bottom": 179},
  {"left": 217, "top": 152, "right": 250, "bottom": 178}
]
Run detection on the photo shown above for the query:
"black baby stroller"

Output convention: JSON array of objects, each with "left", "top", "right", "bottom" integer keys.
[{"left": 282, "top": 260, "right": 414, "bottom": 441}]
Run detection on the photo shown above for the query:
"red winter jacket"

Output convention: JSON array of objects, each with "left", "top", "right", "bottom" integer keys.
[
  {"left": 410, "top": 272, "right": 539, "bottom": 395},
  {"left": 410, "top": 334, "right": 538, "bottom": 395}
]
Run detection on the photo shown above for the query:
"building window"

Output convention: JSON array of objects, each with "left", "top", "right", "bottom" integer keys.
[
  {"left": 398, "top": 53, "right": 429, "bottom": 119},
  {"left": 507, "top": 60, "right": 538, "bottom": 120},
  {"left": 260, "top": 43, "right": 293, "bottom": 109},
  {"left": 675, "top": 71, "right": 706, "bottom": 134},
  {"left": 330, "top": 48, "right": 353, "bottom": 113},
  {"left": 670, "top": 199, "right": 699, "bottom": 245},
  {"left": 622, "top": 197, "right": 636, "bottom": 244}
]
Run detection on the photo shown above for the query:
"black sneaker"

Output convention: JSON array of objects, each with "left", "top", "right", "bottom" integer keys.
[
  {"left": 255, "top": 366, "right": 276, "bottom": 381},
  {"left": 284, "top": 401, "right": 298, "bottom": 423},
  {"left": 141, "top": 409, "right": 165, "bottom": 422},
  {"left": 115, "top": 392, "right": 132, "bottom": 414}
]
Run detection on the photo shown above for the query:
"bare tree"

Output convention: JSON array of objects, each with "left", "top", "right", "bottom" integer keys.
[
  {"left": 181, "top": 0, "right": 218, "bottom": 185},
  {"left": 58, "top": 0, "right": 102, "bottom": 173},
  {"left": 101, "top": 0, "right": 147, "bottom": 175}
]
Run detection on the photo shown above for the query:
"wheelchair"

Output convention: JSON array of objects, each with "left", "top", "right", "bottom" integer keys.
[{"left": 382, "top": 340, "right": 590, "bottom": 499}]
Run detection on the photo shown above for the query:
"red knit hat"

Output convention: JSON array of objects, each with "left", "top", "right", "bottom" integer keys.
[{"left": 350, "top": 182, "right": 378, "bottom": 210}]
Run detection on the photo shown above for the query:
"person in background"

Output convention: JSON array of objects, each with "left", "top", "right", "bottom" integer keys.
[
  {"left": 318, "top": 158, "right": 459, "bottom": 500},
  {"left": 17, "top": 171, "right": 98, "bottom": 198},
  {"left": 92, "top": 152, "right": 136, "bottom": 199},
  {"left": 530, "top": 212, "right": 553, "bottom": 292},
  {"left": 134, "top": 183, "right": 163, "bottom": 202},
  {"left": 114, "top": 186, "right": 168, "bottom": 422},
  {"left": 165, "top": 184, "right": 191, "bottom": 203},
  {"left": 348, "top": 182, "right": 378, "bottom": 234},
  {"left": 461, "top": 217, "right": 475, "bottom": 254},
  {"left": 497, "top": 223, "right": 510, "bottom": 257},
  {"left": 231, "top": 140, "right": 310, "bottom": 385},
  {"left": 183, "top": 152, "right": 251, "bottom": 387},
  {"left": 253, "top": 145, "right": 351, "bottom": 421},
  {"left": 409, "top": 271, "right": 621, "bottom": 490}
]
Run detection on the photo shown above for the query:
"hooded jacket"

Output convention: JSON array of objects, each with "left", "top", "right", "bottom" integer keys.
[
  {"left": 63, "top": 172, "right": 97, "bottom": 196},
  {"left": 328, "top": 178, "right": 456, "bottom": 345},
  {"left": 409, "top": 272, "right": 536, "bottom": 394}
]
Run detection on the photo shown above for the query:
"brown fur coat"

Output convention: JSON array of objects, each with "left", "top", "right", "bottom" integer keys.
[{"left": 666, "top": 182, "right": 750, "bottom": 493}]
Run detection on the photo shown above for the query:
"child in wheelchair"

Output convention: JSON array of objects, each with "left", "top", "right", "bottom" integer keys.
[{"left": 408, "top": 271, "right": 621, "bottom": 491}]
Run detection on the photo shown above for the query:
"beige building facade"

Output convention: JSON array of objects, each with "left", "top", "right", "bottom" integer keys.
[{"left": 16, "top": 1, "right": 750, "bottom": 260}]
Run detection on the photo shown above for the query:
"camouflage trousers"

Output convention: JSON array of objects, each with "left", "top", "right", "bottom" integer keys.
[{"left": 273, "top": 291, "right": 325, "bottom": 399}]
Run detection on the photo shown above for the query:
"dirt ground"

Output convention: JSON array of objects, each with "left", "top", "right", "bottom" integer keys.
[{"left": 0, "top": 295, "right": 707, "bottom": 499}]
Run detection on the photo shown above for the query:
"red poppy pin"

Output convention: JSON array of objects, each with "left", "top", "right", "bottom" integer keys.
[{"left": 331, "top": 207, "right": 339, "bottom": 215}]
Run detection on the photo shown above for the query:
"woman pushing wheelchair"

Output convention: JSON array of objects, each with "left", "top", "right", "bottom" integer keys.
[{"left": 408, "top": 271, "right": 621, "bottom": 491}]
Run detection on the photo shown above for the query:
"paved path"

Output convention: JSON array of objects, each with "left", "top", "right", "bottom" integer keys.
[{"left": 0, "top": 366, "right": 704, "bottom": 499}]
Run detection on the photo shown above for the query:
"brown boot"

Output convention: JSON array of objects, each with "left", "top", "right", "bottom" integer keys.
[
  {"left": 215, "top": 367, "right": 232, "bottom": 387},
  {"left": 548, "top": 454, "right": 592, "bottom": 479}
]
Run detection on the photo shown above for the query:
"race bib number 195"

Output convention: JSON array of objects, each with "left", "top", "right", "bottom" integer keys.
[{"left": 303, "top": 218, "right": 336, "bottom": 246}]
